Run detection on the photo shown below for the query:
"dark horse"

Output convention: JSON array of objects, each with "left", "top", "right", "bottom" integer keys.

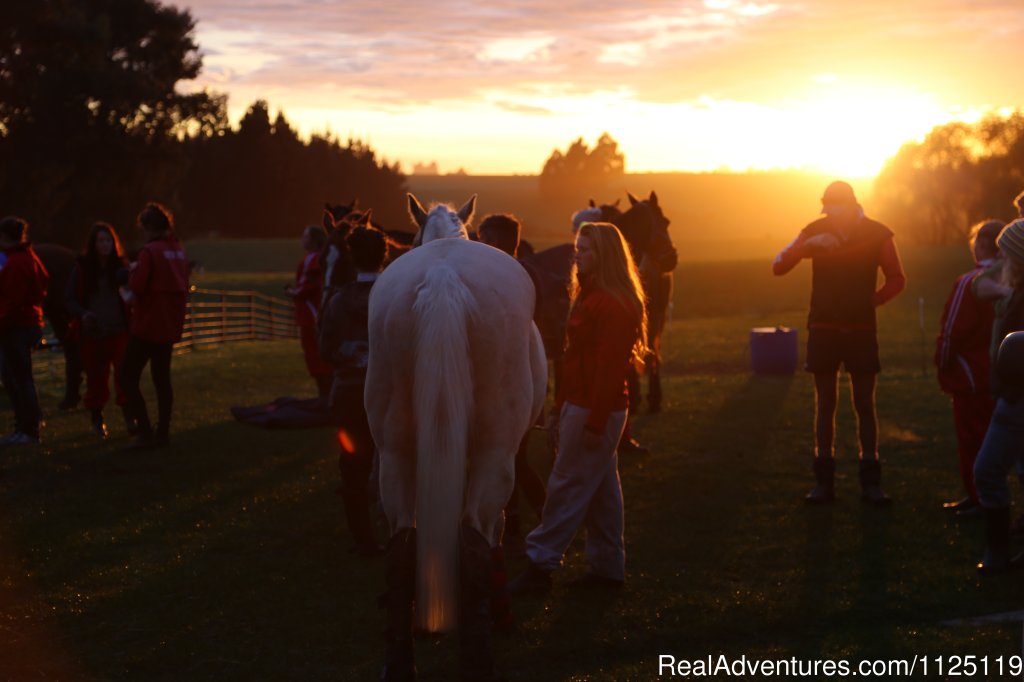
[
  {"left": 611, "top": 192, "right": 677, "bottom": 413},
  {"left": 34, "top": 243, "right": 83, "bottom": 409},
  {"left": 321, "top": 200, "right": 415, "bottom": 301},
  {"left": 520, "top": 191, "right": 677, "bottom": 412}
]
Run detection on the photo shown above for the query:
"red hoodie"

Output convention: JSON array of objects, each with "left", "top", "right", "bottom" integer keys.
[
  {"left": 0, "top": 243, "right": 49, "bottom": 331},
  {"left": 128, "top": 236, "right": 189, "bottom": 343},
  {"left": 556, "top": 286, "right": 641, "bottom": 433}
]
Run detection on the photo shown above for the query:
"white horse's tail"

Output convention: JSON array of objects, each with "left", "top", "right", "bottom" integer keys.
[{"left": 412, "top": 263, "right": 476, "bottom": 633}]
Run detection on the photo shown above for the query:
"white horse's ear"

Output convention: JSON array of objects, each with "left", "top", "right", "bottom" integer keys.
[
  {"left": 456, "top": 195, "right": 477, "bottom": 226},
  {"left": 408, "top": 193, "right": 430, "bottom": 228},
  {"left": 322, "top": 209, "right": 335, "bottom": 232},
  {"left": 649, "top": 191, "right": 658, "bottom": 206},
  {"left": 627, "top": 192, "right": 640, "bottom": 207}
]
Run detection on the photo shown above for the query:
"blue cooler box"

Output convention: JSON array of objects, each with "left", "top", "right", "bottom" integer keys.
[{"left": 750, "top": 326, "right": 798, "bottom": 375}]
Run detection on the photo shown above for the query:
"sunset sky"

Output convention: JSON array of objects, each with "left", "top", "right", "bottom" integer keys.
[{"left": 183, "top": 0, "right": 1024, "bottom": 177}]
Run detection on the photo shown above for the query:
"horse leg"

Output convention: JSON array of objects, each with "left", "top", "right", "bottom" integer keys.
[
  {"left": 461, "top": 443, "right": 516, "bottom": 682},
  {"left": 647, "top": 334, "right": 662, "bottom": 414},
  {"left": 382, "top": 527, "right": 417, "bottom": 682},
  {"left": 378, "top": 443, "right": 418, "bottom": 682}
]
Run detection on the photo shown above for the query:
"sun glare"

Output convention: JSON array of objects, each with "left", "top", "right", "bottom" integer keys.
[{"left": 267, "top": 80, "right": 960, "bottom": 177}]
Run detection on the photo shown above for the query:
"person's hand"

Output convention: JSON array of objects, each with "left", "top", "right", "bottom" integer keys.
[
  {"left": 545, "top": 414, "right": 559, "bottom": 453},
  {"left": 802, "top": 233, "right": 840, "bottom": 256},
  {"left": 583, "top": 429, "right": 602, "bottom": 451}
]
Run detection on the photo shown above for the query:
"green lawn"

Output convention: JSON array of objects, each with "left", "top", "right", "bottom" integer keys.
[{"left": 2, "top": 246, "right": 1023, "bottom": 680}]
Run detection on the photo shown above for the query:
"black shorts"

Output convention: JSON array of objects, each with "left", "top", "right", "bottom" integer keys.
[{"left": 805, "top": 327, "right": 881, "bottom": 375}]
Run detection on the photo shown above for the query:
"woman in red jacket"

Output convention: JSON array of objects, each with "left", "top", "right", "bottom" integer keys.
[
  {"left": 0, "top": 216, "right": 49, "bottom": 445},
  {"left": 66, "top": 222, "right": 131, "bottom": 438},
  {"left": 286, "top": 225, "right": 332, "bottom": 396},
  {"left": 121, "top": 203, "right": 189, "bottom": 450},
  {"left": 509, "top": 221, "right": 647, "bottom": 593}
]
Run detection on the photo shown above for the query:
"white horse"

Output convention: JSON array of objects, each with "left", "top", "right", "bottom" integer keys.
[{"left": 366, "top": 193, "right": 546, "bottom": 677}]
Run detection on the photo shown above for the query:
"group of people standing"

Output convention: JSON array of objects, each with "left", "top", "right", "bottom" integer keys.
[{"left": 0, "top": 203, "right": 189, "bottom": 451}]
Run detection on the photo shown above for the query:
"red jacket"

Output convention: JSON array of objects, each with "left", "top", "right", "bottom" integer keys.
[
  {"left": 556, "top": 286, "right": 641, "bottom": 433},
  {"left": 0, "top": 243, "right": 48, "bottom": 331},
  {"left": 294, "top": 252, "right": 323, "bottom": 327},
  {"left": 128, "top": 236, "right": 189, "bottom": 343},
  {"left": 935, "top": 263, "right": 994, "bottom": 394}
]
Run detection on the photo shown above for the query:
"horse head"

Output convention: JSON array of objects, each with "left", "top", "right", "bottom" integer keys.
[
  {"left": 589, "top": 198, "right": 623, "bottom": 224},
  {"left": 407, "top": 193, "right": 476, "bottom": 246},
  {"left": 324, "top": 199, "right": 358, "bottom": 227},
  {"left": 320, "top": 205, "right": 365, "bottom": 292},
  {"left": 618, "top": 191, "right": 677, "bottom": 273}
]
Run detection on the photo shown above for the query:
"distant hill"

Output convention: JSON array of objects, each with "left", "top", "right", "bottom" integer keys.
[{"left": 407, "top": 172, "right": 875, "bottom": 261}]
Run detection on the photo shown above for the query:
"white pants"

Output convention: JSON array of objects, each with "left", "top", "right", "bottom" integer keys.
[{"left": 525, "top": 403, "right": 628, "bottom": 581}]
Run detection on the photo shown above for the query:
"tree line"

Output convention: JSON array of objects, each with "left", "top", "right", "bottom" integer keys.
[
  {"left": 0, "top": 0, "right": 407, "bottom": 246},
  {"left": 874, "top": 111, "right": 1024, "bottom": 245}
]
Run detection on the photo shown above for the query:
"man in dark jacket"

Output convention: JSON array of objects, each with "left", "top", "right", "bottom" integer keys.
[
  {"left": 0, "top": 216, "right": 49, "bottom": 445},
  {"left": 773, "top": 181, "right": 906, "bottom": 505}
]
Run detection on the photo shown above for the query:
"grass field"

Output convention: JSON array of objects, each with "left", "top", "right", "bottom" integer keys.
[{"left": 3, "top": 246, "right": 1023, "bottom": 681}]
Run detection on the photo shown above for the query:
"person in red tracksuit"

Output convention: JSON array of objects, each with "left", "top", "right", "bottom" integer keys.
[
  {"left": 0, "top": 217, "right": 49, "bottom": 445},
  {"left": 66, "top": 222, "right": 132, "bottom": 439},
  {"left": 935, "top": 219, "right": 1004, "bottom": 514},
  {"left": 509, "top": 221, "right": 647, "bottom": 594},
  {"left": 287, "top": 225, "right": 332, "bottom": 396},
  {"left": 121, "top": 203, "right": 189, "bottom": 450}
]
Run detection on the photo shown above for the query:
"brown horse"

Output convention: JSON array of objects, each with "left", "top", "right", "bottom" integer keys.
[{"left": 612, "top": 191, "right": 677, "bottom": 413}]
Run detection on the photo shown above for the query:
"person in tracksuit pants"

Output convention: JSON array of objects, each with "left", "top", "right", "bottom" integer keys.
[{"left": 509, "top": 221, "right": 646, "bottom": 593}]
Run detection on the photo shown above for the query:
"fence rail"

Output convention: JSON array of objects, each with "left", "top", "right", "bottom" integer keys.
[
  {"left": 27, "top": 287, "right": 297, "bottom": 383},
  {"left": 176, "top": 286, "right": 297, "bottom": 351}
]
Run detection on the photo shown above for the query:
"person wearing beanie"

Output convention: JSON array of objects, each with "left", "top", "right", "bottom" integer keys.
[
  {"left": 935, "top": 219, "right": 1004, "bottom": 515},
  {"left": 772, "top": 181, "right": 907, "bottom": 505},
  {"left": 0, "top": 216, "right": 49, "bottom": 445},
  {"left": 974, "top": 218, "right": 1024, "bottom": 573}
]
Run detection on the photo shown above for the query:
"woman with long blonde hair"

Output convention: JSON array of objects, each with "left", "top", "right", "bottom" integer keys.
[{"left": 509, "top": 221, "right": 647, "bottom": 593}]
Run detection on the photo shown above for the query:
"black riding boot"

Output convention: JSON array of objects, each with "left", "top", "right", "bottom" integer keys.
[
  {"left": 90, "top": 408, "right": 108, "bottom": 439},
  {"left": 459, "top": 522, "right": 502, "bottom": 682},
  {"left": 977, "top": 506, "right": 1024, "bottom": 574},
  {"left": 805, "top": 457, "right": 835, "bottom": 504},
  {"left": 382, "top": 528, "right": 417, "bottom": 682},
  {"left": 859, "top": 458, "right": 892, "bottom": 506}
]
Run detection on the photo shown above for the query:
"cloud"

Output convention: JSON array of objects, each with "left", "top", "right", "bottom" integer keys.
[
  {"left": 183, "top": 0, "right": 776, "bottom": 107},
  {"left": 175, "top": 0, "right": 1024, "bottom": 172}
]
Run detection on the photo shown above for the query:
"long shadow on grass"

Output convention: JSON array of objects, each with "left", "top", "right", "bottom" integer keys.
[
  {"left": 509, "top": 374, "right": 799, "bottom": 679},
  {"left": 0, "top": 419, "right": 385, "bottom": 680}
]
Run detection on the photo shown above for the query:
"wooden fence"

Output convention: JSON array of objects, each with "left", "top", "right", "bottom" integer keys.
[
  {"left": 30, "top": 287, "right": 297, "bottom": 382},
  {"left": 176, "top": 286, "right": 297, "bottom": 351}
]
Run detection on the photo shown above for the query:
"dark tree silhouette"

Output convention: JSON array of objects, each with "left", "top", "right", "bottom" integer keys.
[
  {"left": 0, "top": 0, "right": 223, "bottom": 243},
  {"left": 179, "top": 101, "right": 407, "bottom": 238},
  {"left": 539, "top": 133, "right": 625, "bottom": 198},
  {"left": 874, "top": 111, "right": 1024, "bottom": 244}
]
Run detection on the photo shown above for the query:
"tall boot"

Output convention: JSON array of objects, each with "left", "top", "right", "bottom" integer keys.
[
  {"left": 805, "top": 457, "right": 835, "bottom": 504},
  {"left": 978, "top": 506, "right": 1012, "bottom": 574},
  {"left": 121, "top": 404, "right": 139, "bottom": 436},
  {"left": 459, "top": 522, "right": 502, "bottom": 682},
  {"left": 381, "top": 528, "right": 416, "bottom": 682},
  {"left": 859, "top": 458, "right": 892, "bottom": 506},
  {"left": 90, "top": 408, "right": 108, "bottom": 439}
]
